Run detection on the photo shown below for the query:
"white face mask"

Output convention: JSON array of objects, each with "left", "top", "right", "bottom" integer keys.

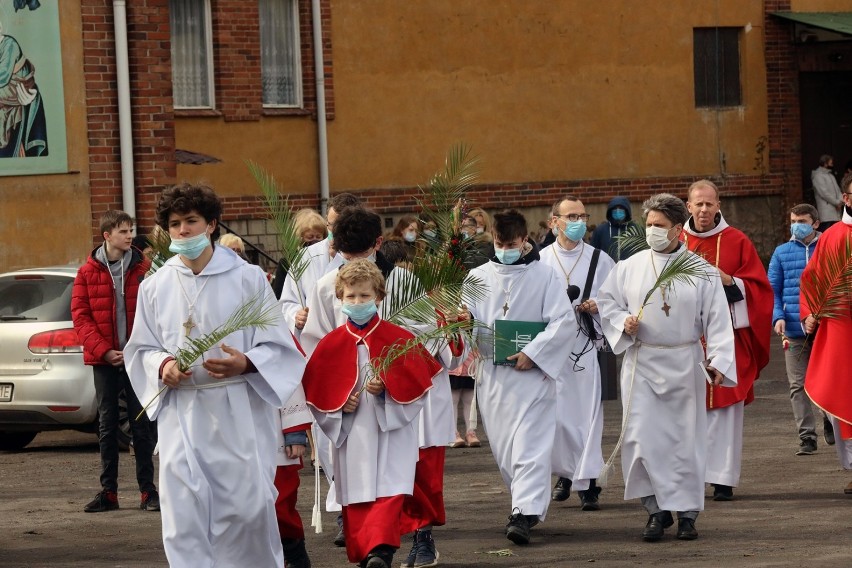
[{"left": 645, "top": 226, "right": 674, "bottom": 252}]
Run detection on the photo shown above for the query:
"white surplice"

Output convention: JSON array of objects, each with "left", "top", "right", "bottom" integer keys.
[
  {"left": 467, "top": 257, "right": 577, "bottom": 520},
  {"left": 311, "top": 344, "right": 425, "bottom": 505},
  {"left": 125, "top": 246, "right": 305, "bottom": 568},
  {"left": 539, "top": 241, "right": 614, "bottom": 489},
  {"left": 597, "top": 246, "right": 737, "bottom": 512}
]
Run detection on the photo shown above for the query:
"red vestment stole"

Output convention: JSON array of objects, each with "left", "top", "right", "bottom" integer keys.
[
  {"left": 684, "top": 227, "right": 773, "bottom": 409},
  {"left": 801, "top": 221, "right": 852, "bottom": 439},
  {"left": 302, "top": 316, "right": 440, "bottom": 412}
]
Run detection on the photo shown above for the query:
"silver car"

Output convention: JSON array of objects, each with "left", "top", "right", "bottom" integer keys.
[{"left": 0, "top": 265, "right": 130, "bottom": 451}]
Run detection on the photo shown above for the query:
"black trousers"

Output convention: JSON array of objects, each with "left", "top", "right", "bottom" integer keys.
[{"left": 93, "top": 365, "right": 156, "bottom": 494}]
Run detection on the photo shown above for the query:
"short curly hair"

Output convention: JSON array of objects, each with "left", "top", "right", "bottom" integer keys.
[
  {"left": 335, "top": 259, "right": 386, "bottom": 301},
  {"left": 156, "top": 183, "right": 223, "bottom": 241}
]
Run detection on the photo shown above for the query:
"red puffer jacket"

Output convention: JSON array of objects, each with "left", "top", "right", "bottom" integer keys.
[{"left": 71, "top": 246, "right": 151, "bottom": 366}]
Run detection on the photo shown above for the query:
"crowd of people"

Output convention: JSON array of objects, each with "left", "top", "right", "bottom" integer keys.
[{"left": 69, "top": 169, "right": 852, "bottom": 567}]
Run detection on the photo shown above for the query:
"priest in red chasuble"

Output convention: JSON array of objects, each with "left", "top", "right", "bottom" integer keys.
[
  {"left": 801, "top": 173, "right": 852, "bottom": 496},
  {"left": 682, "top": 179, "right": 773, "bottom": 501}
]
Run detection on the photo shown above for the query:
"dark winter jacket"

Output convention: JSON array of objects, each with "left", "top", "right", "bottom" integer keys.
[
  {"left": 767, "top": 233, "right": 820, "bottom": 339},
  {"left": 71, "top": 246, "right": 150, "bottom": 365},
  {"left": 590, "top": 196, "right": 639, "bottom": 261}
]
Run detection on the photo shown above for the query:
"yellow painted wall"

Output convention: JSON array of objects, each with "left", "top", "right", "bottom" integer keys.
[
  {"left": 173, "top": 0, "right": 770, "bottom": 199},
  {"left": 0, "top": 2, "right": 90, "bottom": 272}
]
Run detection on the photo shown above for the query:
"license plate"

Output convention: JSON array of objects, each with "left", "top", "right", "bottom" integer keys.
[{"left": 0, "top": 384, "right": 12, "bottom": 402}]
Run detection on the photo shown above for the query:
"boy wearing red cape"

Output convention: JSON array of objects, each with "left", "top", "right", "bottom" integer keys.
[
  {"left": 683, "top": 180, "right": 773, "bottom": 501},
  {"left": 302, "top": 260, "right": 442, "bottom": 568},
  {"left": 802, "top": 173, "right": 852, "bottom": 495}
]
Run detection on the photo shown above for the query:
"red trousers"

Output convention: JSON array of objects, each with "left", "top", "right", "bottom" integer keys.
[
  {"left": 274, "top": 463, "right": 304, "bottom": 541},
  {"left": 342, "top": 495, "right": 405, "bottom": 563},
  {"left": 399, "top": 446, "right": 446, "bottom": 534}
]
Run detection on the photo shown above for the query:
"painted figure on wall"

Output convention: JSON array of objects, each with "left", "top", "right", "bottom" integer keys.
[{"left": 0, "top": 16, "right": 48, "bottom": 158}]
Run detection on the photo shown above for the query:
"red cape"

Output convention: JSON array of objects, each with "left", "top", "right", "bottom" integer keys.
[
  {"left": 684, "top": 226, "right": 773, "bottom": 409},
  {"left": 801, "top": 222, "right": 852, "bottom": 440},
  {"left": 303, "top": 316, "right": 440, "bottom": 413}
]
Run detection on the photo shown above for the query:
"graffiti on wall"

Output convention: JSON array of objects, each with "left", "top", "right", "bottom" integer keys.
[{"left": 0, "top": 0, "right": 67, "bottom": 175}]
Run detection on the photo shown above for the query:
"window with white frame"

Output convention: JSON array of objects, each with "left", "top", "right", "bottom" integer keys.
[
  {"left": 259, "top": 0, "right": 302, "bottom": 107},
  {"left": 170, "top": 0, "right": 214, "bottom": 109}
]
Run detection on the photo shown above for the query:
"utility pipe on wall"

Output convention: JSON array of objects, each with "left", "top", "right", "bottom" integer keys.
[
  {"left": 311, "top": 0, "right": 330, "bottom": 215},
  {"left": 113, "top": 0, "right": 136, "bottom": 218}
]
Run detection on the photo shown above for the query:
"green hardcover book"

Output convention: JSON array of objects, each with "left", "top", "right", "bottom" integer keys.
[{"left": 493, "top": 319, "right": 548, "bottom": 366}]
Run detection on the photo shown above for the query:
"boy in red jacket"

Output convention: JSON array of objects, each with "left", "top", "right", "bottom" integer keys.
[{"left": 71, "top": 210, "right": 157, "bottom": 513}]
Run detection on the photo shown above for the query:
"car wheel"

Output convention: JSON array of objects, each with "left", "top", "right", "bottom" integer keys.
[
  {"left": 0, "top": 431, "right": 38, "bottom": 451},
  {"left": 117, "top": 388, "right": 131, "bottom": 451}
]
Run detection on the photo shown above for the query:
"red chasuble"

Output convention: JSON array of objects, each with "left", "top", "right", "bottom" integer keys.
[
  {"left": 683, "top": 222, "right": 773, "bottom": 409},
  {"left": 303, "top": 316, "right": 441, "bottom": 412},
  {"left": 801, "top": 221, "right": 852, "bottom": 440}
]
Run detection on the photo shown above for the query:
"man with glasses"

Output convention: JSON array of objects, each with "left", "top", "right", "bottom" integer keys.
[{"left": 540, "top": 196, "right": 614, "bottom": 512}]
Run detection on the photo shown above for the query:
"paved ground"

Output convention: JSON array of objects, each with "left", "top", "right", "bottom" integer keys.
[{"left": 1, "top": 341, "right": 850, "bottom": 567}]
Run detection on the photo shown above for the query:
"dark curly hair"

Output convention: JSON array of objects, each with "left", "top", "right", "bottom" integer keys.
[
  {"left": 156, "top": 183, "right": 223, "bottom": 241},
  {"left": 332, "top": 207, "right": 382, "bottom": 254}
]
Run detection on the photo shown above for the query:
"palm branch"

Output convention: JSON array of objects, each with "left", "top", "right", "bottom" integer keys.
[
  {"left": 248, "top": 160, "right": 312, "bottom": 306},
  {"left": 637, "top": 250, "right": 712, "bottom": 320},
  {"left": 136, "top": 292, "right": 281, "bottom": 419}
]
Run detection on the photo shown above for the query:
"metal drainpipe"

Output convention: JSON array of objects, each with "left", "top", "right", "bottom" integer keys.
[
  {"left": 113, "top": 0, "right": 136, "bottom": 218},
  {"left": 311, "top": 0, "right": 330, "bottom": 215}
]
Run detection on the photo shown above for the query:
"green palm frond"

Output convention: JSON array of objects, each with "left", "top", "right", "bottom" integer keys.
[
  {"left": 638, "top": 250, "right": 712, "bottom": 319},
  {"left": 247, "top": 160, "right": 312, "bottom": 304},
  {"left": 612, "top": 224, "right": 648, "bottom": 257},
  {"left": 800, "top": 234, "right": 852, "bottom": 321},
  {"left": 135, "top": 292, "right": 281, "bottom": 420}
]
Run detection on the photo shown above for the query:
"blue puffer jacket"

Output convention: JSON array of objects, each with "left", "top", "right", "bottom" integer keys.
[{"left": 767, "top": 234, "right": 820, "bottom": 338}]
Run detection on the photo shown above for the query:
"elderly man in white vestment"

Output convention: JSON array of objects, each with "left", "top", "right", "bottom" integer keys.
[
  {"left": 466, "top": 209, "right": 576, "bottom": 546},
  {"left": 597, "top": 193, "right": 736, "bottom": 542},
  {"left": 125, "top": 184, "right": 306, "bottom": 567},
  {"left": 540, "top": 195, "right": 615, "bottom": 511}
]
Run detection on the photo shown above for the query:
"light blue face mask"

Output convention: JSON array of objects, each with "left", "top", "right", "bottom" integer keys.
[
  {"left": 563, "top": 220, "right": 587, "bottom": 242},
  {"left": 169, "top": 230, "right": 210, "bottom": 260},
  {"left": 341, "top": 301, "right": 378, "bottom": 325},
  {"left": 611, "top": 208, "right": 627, "bottom": 222},
  {"left": 791, "top": 222, "right": 814, "bottom": 240},
  {"left": 495, "top": 246, "right": 522, "bottom": 265}
]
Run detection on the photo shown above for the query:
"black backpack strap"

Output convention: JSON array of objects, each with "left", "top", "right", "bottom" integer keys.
[{"left": 581, "top": 248, "right": 601, "bottom": 301}]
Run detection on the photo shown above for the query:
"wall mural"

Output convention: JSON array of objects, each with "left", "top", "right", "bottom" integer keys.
[{"left": 0, "top": 0, "right": 67, "bottom": 175}]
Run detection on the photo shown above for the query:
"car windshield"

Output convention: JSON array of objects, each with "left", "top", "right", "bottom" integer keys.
[{"left": 0, "top": 275, "right": 74, "bottom": 322}]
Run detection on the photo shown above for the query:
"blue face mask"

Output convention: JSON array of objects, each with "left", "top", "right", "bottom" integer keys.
[
  {"left": 791, "top": 222, "right": 814, "bottom": 240},
  {"left": 495, "top": 246, "right": 522, "bottom": 265},
  {"left": 341, "top": 301, "right": 378, "bottom": 325},
  {"left": 611, "top": 208, "right": 627, "bottom": 222},
  {"left": 169, "top": 230, "right": 211, "bottom": 260},
  {"left": 563, "top": 220, "right": 587, "bottom": 242}
]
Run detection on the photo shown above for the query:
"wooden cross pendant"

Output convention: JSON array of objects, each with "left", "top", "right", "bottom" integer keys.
[
  {"left": 661, "top": 302, "right": 671, "bottom": 317},
  {"left": 182, "top": 315, "right": 196, "bottom": 337},
  {"left": 502, "top": 301, "right": 509, "bottom": 316}
]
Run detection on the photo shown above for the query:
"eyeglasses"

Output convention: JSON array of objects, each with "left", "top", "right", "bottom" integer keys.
[{"left": 554, "top": 213, "right": 591, "bottom": 222}]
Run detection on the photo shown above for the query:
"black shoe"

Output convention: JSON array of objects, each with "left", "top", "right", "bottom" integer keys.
[
  {"left": 84, "top": 490, "right": 119, "bottom": 513},
  {"left": 712, "top": 484, "right": 734, "bottom": 501},
  {"left": 363, "top": 545, "right": 394, "bottom": 568},
  {"left": 796, "top": 438, "right": 817, "bottom": 456},
  {"left": 400, "top": 531, "right": 418, "bottom": 568},
  {"left": 676, "top": 517, "right": 698, "bottom": 540},
  {"left": 140, "top": 490, "right": 160, "bottom": 511},
  {"left": 578, "top": 479, "right": 601, "bottom": 511},
  {"left": 551, "top": 477, "right": 571, "bottom": 502},
  {"left": 333, "top": 513, "right": 345, "bottom": 547},
  {"left": 506, "top": 509, "right": 531, "bottom": 545},
  {"left": 641, "top": 511, "right": 673, "bottom": 542},
  {"left": 413, "top": 529, "right": 439, "bottom": 568},
  {"left": 824, "top": 417, "right": 836, "bottom": 446},
  {"left": 282, "top": 538, "right": 311, "bottom": 568}
]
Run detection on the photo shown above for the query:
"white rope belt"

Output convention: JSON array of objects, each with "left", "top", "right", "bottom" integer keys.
[{"left": 175, "top": 377, "right": 247, "bottom": 390}]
